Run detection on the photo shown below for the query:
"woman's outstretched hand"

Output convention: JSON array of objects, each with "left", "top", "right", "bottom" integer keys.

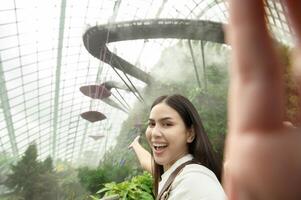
[
  {"left": 128, "top": 135, "right": 141, "bottom": 149},
  {"left": 128, "top": 135, "right": 152, "bottom": 173},
  {"left": 224, "top": 1, "right": 301, "bottom": 199}
]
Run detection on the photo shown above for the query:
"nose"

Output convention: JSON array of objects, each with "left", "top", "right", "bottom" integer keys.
[{"left": 150, "top": 125, "right": 163, "bottom": 138}]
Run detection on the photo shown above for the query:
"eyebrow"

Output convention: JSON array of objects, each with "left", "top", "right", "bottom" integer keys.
[{"left": 148, "top": 117, "right": 173, "bottom": 121}]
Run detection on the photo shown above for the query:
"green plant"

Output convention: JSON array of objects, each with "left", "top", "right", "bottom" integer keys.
[
  {"left": 78, "top": 160, "right": 134, "bottom": 194},
  {"left": 78, "top": 167, "right": 108, "bottom": 194},
  {"left": 54, "top": 160, "right": 89, "bottom": 200},
  {"left": 93, "top": 172, "right": 154, "bottom": 200},
  {"left": 4, "top": 144, "right": 60, "bottom": 200}
]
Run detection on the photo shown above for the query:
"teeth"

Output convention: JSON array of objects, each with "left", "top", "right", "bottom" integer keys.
[{"left": 153, "top": 143, "right": 167, "bottom": 148}]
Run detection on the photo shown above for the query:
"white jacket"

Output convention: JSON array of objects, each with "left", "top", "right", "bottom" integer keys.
[{"left": 159, "top": 154, "right": 226, "bottom": 200}]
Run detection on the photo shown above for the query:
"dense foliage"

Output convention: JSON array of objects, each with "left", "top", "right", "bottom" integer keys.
[
  {"left": 4, "top": 144, "right": 59, "bottom": 200},
  {"left": 78, "top": 161, "right": 133, "bottom": 194},
  {"left": 2, "top": 145, "right": 89, "bottom": 200},
  {"left": 279, "top": 44, "right": 299, "bottom": 123},
  {"left": 91, "top": 172, "right": 153, "bottom": 200}
]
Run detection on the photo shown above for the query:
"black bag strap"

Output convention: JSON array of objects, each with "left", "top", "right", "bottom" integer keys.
[{"left": 156, "top": 160, "right": 197, "bottom": 200}]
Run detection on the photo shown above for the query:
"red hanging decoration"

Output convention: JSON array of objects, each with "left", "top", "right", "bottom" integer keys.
[
  {"left": 80, "top": 111, "right": 107, "bottom": 122},
  {"left": 80, "top": 85, "right": 112, "bottom": 99}
]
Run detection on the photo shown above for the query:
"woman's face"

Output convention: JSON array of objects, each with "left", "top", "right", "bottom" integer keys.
[{"left": 146, "top": 102, "right": 193, "bottom": 171}]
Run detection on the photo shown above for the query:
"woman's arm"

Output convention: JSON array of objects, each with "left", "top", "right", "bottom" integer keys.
[{"left": 129, "top": 136, "right": 153, "bottom": 173}]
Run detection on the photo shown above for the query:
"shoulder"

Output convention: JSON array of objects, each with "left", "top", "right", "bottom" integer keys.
[
  {"left": 169, "top": 164, "right": 226, "bottom": 200},
  {"left": 181, "top": 163, "right": 219, "bottom": 182},
  {"left": 176, "top": 164, "right": 220, "bottom": 186}
]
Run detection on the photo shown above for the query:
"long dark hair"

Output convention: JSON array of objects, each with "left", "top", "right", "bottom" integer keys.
[{"left": 150, "top": 94, "right": 221, "bottom": 197}]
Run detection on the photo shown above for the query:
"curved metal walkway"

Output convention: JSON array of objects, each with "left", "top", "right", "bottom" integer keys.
[{"left": 83, "top": 19, "right": 225, "bottom": 84}]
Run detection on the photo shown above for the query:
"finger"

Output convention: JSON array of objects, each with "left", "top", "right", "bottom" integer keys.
[
  {"left": 282, "top": 121, "right": 295, "bottom": 129},
  {"left": 223, "top": 173, "right": 239, "bottom": 200},
  {"left": 228, "top": 0, "right": 284, "bottom": 133},
  {"left": 228, "top": 0, "right": 273, "bottom": 68}
]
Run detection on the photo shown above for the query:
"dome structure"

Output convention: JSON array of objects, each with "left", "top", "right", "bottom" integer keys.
[{"left": 0, "top": 0, "right": 292, "bottom": 169}]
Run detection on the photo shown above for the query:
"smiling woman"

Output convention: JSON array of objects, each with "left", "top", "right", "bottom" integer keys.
[{"left": 129, "top": 94, "right": 226, "bottom": 200}]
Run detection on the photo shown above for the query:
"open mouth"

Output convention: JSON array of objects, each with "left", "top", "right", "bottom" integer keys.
[{"left": 153, "top": 144, "right": 168, "bottom": 151}]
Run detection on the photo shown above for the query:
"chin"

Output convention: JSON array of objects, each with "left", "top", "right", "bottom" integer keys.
[{"left": 154, "top": 156, "right": 166, "bottom": 166}]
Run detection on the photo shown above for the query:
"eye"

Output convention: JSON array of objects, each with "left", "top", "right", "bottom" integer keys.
[
  {"left": 148, "top": 121, "right": 155, "bottom": 127},
  {"left": 162, "top": 122, "right": 172, "bottom": 127}
]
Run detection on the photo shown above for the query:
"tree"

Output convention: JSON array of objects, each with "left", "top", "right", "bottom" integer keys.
[{"left": 5, "top": 144, "right": 59, "bottom": 200}]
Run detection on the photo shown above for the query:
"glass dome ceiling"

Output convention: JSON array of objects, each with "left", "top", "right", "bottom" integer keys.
[{"left": 0, "top": 0, "right": 292, "bottom": 166}]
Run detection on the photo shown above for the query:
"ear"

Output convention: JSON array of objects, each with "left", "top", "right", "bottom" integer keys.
[{"left": 186, "top": 128, "right": 195, "bottom": 143}]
